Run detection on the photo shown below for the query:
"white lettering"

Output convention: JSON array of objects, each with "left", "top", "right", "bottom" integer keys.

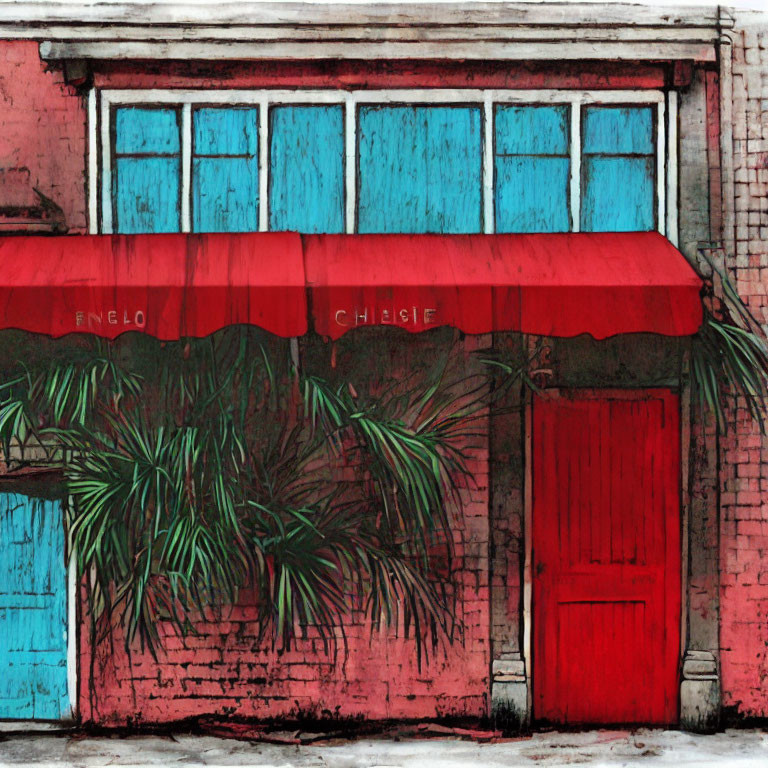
[
  {"left": 331, "top": 306, "right": 439, "bottom": 328},
  {"left": 335, "top": 310, "right": 349, "bottom": 327},
  {"left": 75, "top": 309, "right": 147, "bottom": 329}
]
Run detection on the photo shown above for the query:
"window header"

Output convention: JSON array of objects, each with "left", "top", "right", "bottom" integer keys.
[{"left": 20, "top": 2, "right": 724, "bottom": 63}]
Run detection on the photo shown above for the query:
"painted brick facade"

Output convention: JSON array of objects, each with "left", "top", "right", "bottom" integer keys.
[
  {"left": 719, "top": 12, "right": 768, "bottom": 721},
  {"left": 0, "top": 41, "right": 86, "bottom": 231},
  {"left": 1, "top": 5, "right": 768, "bottom": 725},
  {"left": 80, "top": 525, "right": 491, "bottom": 725},
  {"left": 79, "top": 333, "right": 492, "bottom": 725}
]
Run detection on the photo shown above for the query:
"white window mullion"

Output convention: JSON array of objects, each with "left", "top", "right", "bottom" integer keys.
[
  {"left": 570, "top": 100, "right": 582, "bottom": 233},
  {"left": 345, "top": 94, "right": 356, "bottom": 234},
  {"left": 666, "top": 93, "right": 678, "bottom": 245},
  {"left": 656, "top": 100, "right": 666, "bottom": 237},
  {"left": 100, "top": 94, "right": 113, "bottom": 234},
  {"left": 483, "top": 94, "right": 494, "bottom": 234},
  {"left": 181, "top": 103, "right": 192, "bottom": 233},
  {"left": 87, "top": 88, "right": 98, "bottom": 234},
  {"left": 259, "top": 97, "right": 269, "bottom": 232}
]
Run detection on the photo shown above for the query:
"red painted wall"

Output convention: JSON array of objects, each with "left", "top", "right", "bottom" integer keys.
[
  {"left": 720, "top": 417, "right": 768, "bottom": 719},
  {"left": 716, "top": 25, "right": 768, "bottom": 720},
  {"left": 79, "top": 374, "right": 491, "bottom": 725},
  {"left": 4, "top": 38, "right": 767, "bottom": 723},
  {"left": 93, "top": 60, "right": 668, "bottom": 91},
  {"left": 0, "top": 41, "right": 87, "bottom": 232}
]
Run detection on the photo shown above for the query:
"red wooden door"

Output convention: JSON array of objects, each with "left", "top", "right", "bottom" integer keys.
[{"left": 532, "top": 390, "right": 681, "bottom": 725}]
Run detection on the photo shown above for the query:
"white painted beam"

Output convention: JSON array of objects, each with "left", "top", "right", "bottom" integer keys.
[
  {"left": 39, "top": 39, "right": 717, "bottom": 62},
  {"left": 21, "top": 1, "right": 719, "bottom": 63},
  {"left": 0, "top": 2, "right": 723, "bottom": 29},
  {"left": 666, "top": 91, "right": 679, "bottom": 247},
  {"left": 21, "top": 25, "right": 724, "bottom": 44}
]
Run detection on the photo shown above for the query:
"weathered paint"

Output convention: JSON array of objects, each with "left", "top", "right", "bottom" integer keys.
[
  {"left": 192, "top": 107, "right": 259, "bottom": 233},
  {"left": 581, "top": 156, "right": 655, "bottom": 231},
  {"left": 115, "top": 157, "right": 181, "bottom": 234},
  {"left": 0, "top": 41, "right": 86, "bottom": 232},
  {"left": 303, "top": 232, "right": 702, "bottom": 340},
  {"left": 0, "top": 232, "right": 308, "bottom": 338},
  {"left": 0, "top": 493, "right": 69, "bottom": 720},
  {"left": 269, "top": 105, "right": 345, "bottom": 233},
  {"left": 580, "top": 106, "right": 655, "bottom": 232},
  {"left": 108, "top": 97, "right": 666, "bottom": 239},
  {"left": 705, "top": 70, "right": 722, "bottom": 243},
  {"left": 92, "top": 61, "right": 671, "bottom": 92},
  {"left": 3, "top": 30, "right": 767, "bottom": 726},
  {"left": 114, "top": 107, "right": 180, "bottom": 154},
  {"left": 583, "top": 106, "right": 654, "bottom": 155},
  {"left": 357, "top": 106, "right": 482, "bottom": 233},
  {"left": 494, "top": 105, "right": 570, "bottom": 232},
  {"left": 78, "top": 334, "right": 491, "bottom": 725},
  {"left": 30, "top": 3, "right": 721, "bottom": 64},
  {"left": 532, "top": 391, "right": 681, "bottom": 725},
  {"left": 114, "top": 107, "right": 181, "bottom": 234}
]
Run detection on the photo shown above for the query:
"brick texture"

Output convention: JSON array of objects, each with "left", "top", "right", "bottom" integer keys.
[
  {"left": 80, "top": 334, "right": 491, "bottom": 725},
  {"left": 719, "top": 13, "right": 768, "bottom": 720},
  {"left": 3, "top": 22, "right": 768, "bottom": 725},
  {"left": 81, "top": 475, "right": 491, "bottom": 726},
  {"left": 0, "top": 41, "right": 86, "bottom": 231}
]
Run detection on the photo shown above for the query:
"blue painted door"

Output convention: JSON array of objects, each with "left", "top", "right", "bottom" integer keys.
[{"left": 0, "top": 493, "right": 69, "bottom": 720}]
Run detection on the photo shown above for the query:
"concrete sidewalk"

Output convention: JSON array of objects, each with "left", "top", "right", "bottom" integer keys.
[{"left": 0, "top": 728, "right": 766, "bottom": 767}]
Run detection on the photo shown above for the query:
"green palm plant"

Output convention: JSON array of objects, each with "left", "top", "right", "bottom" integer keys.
[
  {"left": 691, "top": 251, "right": 768, "bottom": 433},
  {"left": 0, "top": 328, "right": 499, "bottom": 670}
]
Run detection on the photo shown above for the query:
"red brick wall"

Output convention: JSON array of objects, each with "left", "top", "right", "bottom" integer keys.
[
  {"left": 719, "top": 16, "right": 768, "bottom": 720},
  {"left": 0, "top": 41, "right": 86, "bottom": 231},
  {"left": 79, "top": 335, "right": 492, "bottom": 726},
  {"left": 9, "top": 34, "right": 768, "bottom": 723},
  {"left": 80, "top": 509, "right": 490, "bottom": 726}
]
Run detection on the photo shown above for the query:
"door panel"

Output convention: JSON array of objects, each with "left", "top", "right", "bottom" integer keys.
[
  {"left": 532, "top": 390, "right": 680, "bottom": 725},
  {"left": 0, "top": 493, "right": 69, "bottom": 719}
]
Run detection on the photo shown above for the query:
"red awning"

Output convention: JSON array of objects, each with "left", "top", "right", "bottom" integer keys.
[
  {"left": 304, "top": 232, "right": 703, "bottom": 339},
  {"left": 0, "top": 231, "right": 702, "bottom": 341},
  {"left": 0, "top": 232, "right": 307, "bottom": 339}
]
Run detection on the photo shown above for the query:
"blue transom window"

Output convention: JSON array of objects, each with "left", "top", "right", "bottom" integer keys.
[{"left": 100, "top": 92, "right": 669, "bottom": 238}]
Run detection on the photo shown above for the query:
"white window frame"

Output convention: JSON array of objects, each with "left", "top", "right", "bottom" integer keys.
[{"left": 89, "top": 88, "right": 677, "bottom": 244}]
